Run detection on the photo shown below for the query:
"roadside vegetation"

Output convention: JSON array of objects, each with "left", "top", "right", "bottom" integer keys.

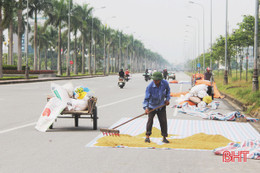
[{"left": 213, "top": 70, "right": 260, "bottom": 117}]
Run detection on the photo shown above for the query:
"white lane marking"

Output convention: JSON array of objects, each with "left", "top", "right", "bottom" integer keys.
[
  {"left": 0, "top": 94, "right": 145, "bottom": 134},
  {"left": 98, "top": 94, "right": 144, "bottom": 108},
  {"left": 173, "top": 84, "right": 183, "bottom": 117},
  {"left": 0, "top": 122, "right": 36, "bottom": 134}
]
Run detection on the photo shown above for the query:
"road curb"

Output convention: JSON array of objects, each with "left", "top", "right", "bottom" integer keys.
[
  {"left": 0, "top": 75, "right": 107, "bottom": 85},
  {"left": 220, "top": 91, "right": 247, "bottom": 111},
  {"left": 220, "top": 91, "right": 260, "bottom": 133}
]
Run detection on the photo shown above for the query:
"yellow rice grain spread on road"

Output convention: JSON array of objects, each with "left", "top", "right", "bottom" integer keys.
[
  {"left": 136, "top": 127, "right": 177, "bottom": 138},
  {"left": 95, "top": 128, "right": 233, "bottom": 150}
]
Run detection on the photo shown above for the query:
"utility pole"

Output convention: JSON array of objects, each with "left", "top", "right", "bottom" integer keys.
[
  {"left": 252, "top": 0, "right": 259, "bottom": 91},
  {"left": 224, "top": 0, "right": 228, "bottom": 85}
]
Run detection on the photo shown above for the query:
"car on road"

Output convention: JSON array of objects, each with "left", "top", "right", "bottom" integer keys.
[{"left": 167, "top": 71, "right": 176, "bottom": 80}]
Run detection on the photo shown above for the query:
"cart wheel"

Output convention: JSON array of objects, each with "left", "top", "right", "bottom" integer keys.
[
  {"left": 93, "top": 106, "right": 98, "bottom": 130},
  {"left": 74, "top": 114, "right": 79, "bottom": 127}
]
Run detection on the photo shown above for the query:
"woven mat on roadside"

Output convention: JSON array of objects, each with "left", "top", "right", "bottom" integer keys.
[{"left": 86, "top": 118, "right": 260, "bottom": 150}]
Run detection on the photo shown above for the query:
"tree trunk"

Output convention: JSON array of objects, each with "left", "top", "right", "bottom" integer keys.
[
  {"left": 124, "top": 46, "right": 128, "bottom": 70},
  {"left": 8, "top": 21, "right": 13, "bottom": 65},
  {"left": 106, "top": 44, "right": 111, "bottom": 74},
  {"left": 17, "top": 7, "right": 22, "bottom": 71},
  {"left": 57, "top": 23, "right": 62, "bottom": 75},
  {"left": 45, "top": 48, "right": 47, "bottom": 70},
  {"left": 88, "top": 39, "right": 91, "bottom": 74},
  {"left": 0, "top": 7, "right": 2, "bottom": 78},
  {"left": 34, "top": 11, "right": 38, "bottom": 70},
  {"left": 240, "top": 54, "right": 242, "bottom": 81},
  {"left": 93, "top": 40, "right": 96, "bottom": 74},
  {"left": 246, "top": 47, "right": 249, "bottom": 81},
  {"left": 103, "top": 34, "right": 106, "bottom": 75},
  {"left": 38, "top": 44, "right": 41, "bottom": 71},
  {"left": 81, "top": 35, "right": 85, "bottom": 74},
  {"left": 112, "top": 45, "right": 115, "bottom": 73},
  {"left": 74, "top": 32, "right": 78, "bottom": 74}
]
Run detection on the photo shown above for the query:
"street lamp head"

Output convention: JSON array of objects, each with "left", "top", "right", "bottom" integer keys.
[{"left": 189, "top": 1, "right": 194, "bottom": 4}]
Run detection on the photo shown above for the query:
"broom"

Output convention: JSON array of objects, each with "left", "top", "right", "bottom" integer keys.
[{"left": 100, "top": 104, "right": 166, "bottom": 136}]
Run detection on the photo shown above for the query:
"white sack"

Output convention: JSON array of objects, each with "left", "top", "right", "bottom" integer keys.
[
  {"left": 197, "top": 90, "right": 208, "bottom": 98},
  {"left": 62, "top": 82, "right": 74, "bottom": 98},
  {"left": 35, "top": 97, "right": 66, "bottom": 132},
  {"left": 67, "top": 98, "right": 89, "bottom": 111},
  {"left": 51, "top": 83, "right": 70, "bottom": 103}
]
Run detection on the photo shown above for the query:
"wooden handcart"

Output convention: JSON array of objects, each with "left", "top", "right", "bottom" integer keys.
[{"left": 47, "top": 96, "right": 98, "bottom": 130}]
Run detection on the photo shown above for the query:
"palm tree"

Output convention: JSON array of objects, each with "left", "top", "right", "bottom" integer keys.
[
  {"left": 2, "top": 0, "right": 16, "bottom": 65},
  {"left": 0, "top": 0, "right": 3, "bottom": 78},
  {"left": 44, "top": 0, "right": 67, "bottom": 75},
  {"left": 46, "top": 26, "right": 58, "bottom": 70},
  {"left": 17, "top": 0, "right": 23, "bottom": 70},
  {"left": 77, "top": 4, "right": 93, "bottom": 74},
  {"left": 29, "top": 0, "right": 52, "bottom": 70},
  {"left": 92, "top": 17, "right": 101, "bottom": 74},
  {"left": 70, "top": 4, "right": 81, "bottom": 75}
]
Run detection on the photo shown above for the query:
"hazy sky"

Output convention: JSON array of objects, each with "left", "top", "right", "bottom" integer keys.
[{"left": 75, "top": 0, "right": 255, "bottom": 65}]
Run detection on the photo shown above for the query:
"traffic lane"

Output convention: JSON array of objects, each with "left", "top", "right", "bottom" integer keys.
[
  {"left": 0, "top": 72, "right": 259, "bottom": 172},
  {"left": 0, "top": 74, "right": 148, "bottom": 130},
  {"left": 1, "top": 129, "right": 259, "bottom": 173}
]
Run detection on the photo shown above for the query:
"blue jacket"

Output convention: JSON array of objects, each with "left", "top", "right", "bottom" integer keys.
[{"left": 143, "top": 80, "right": 171, "bottom": 109}]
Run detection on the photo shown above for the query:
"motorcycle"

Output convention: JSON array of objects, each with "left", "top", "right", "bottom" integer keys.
[
  {"left": 125, "top": 74, "right": 130, "bottom": 82},
  {"left": 143, "top": 73, "right": 151, "bottom": 82},
  {"left": 118, "top": 77, "right": 125, "bottom": 88}
]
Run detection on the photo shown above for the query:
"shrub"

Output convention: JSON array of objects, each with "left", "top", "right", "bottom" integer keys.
[
  {"left": 3, "top": 70, "right": 56, "bottom": 74},
  {"left": 3, "top": 65, "right": 29, "bottom": 70}
]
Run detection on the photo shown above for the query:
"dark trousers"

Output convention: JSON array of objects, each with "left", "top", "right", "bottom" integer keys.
[{"left": 146, "top": 106, "right": 168, "bottom": 137}]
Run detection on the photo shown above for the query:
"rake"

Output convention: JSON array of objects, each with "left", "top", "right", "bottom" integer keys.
[{"left": 100, "top": 104, "right": 166, "bottom": 136}]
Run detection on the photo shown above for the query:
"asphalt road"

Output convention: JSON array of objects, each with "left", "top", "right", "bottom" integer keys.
[{"left": 0, "top": 72, "right": 259, "bottom": 173}]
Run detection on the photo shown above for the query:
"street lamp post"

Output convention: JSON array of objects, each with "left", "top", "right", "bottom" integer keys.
[
  {"left": 188, "top": 16, "right": 200, "bottom": 72},
  {"left": 189, "top": 1, "right": 205, "bottom": 72},
  {"left": 185, "top": 25, "right": 197, "bottom": 72},
  {"left": 252, "top": 0, "right": 259, "bottom": 91},
  {"left": 103, "top": 28, "right": 106, "bottom": 75},
  {"left": 224, "top": 0, "right": 228, "bottom": 85},
  {"left": 130, "top": 32, "right": 135, "bottom": 72},
  {"left": 210, "top": 0, "right": 213, "bottom": 70},
  {"left": 25, "top": 0, "right": 29, "bottom": 79}
]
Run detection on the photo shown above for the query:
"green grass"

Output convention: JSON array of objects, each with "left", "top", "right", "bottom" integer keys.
[
  {"left": 213, "top": 70, "right": 260, "bottom": 116},
  {"left": 0, "top": 76, "right": 38, "bottom": 80}
]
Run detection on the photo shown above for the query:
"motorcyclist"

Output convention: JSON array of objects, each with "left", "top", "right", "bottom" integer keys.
[
  {"left": 145, "top": 69, "right": 149, "bottom": 75},
  {"left": 119, "top": 69, "right": 125, "bottom": 78},
  {"left": 144, "top": 69, "right": 151, "bottom": 81},
  {"left": 125, "top": 69, "right": 130, "bottom": 77},
  {"left": 163, "top": 69, "right": 168, "bottom": 80}
]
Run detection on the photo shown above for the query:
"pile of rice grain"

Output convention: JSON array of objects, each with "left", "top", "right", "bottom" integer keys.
[{"left": 95, "top": 130, "right": 233, "bottom": 150}]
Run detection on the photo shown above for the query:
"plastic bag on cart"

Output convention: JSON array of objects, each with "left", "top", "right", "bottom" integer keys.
[
  {"left": 35, "top": 97, "right": 66, "bottom": 132},
  {"left": 51, "top": 83, "right": 70, "bottom": 103},
  {"left": 62, "top": 82, "right": 74, "bottom": 98},
  {"left": 74, "top": 86, "right": 94, "bottom": 101},
  {"left": 67, "top": 98, "right": 89, "bottom": 111}
]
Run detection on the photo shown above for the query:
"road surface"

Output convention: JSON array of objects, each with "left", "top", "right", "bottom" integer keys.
[{"left": 0, "top": 72, "right": 259, "bottom": 173}]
